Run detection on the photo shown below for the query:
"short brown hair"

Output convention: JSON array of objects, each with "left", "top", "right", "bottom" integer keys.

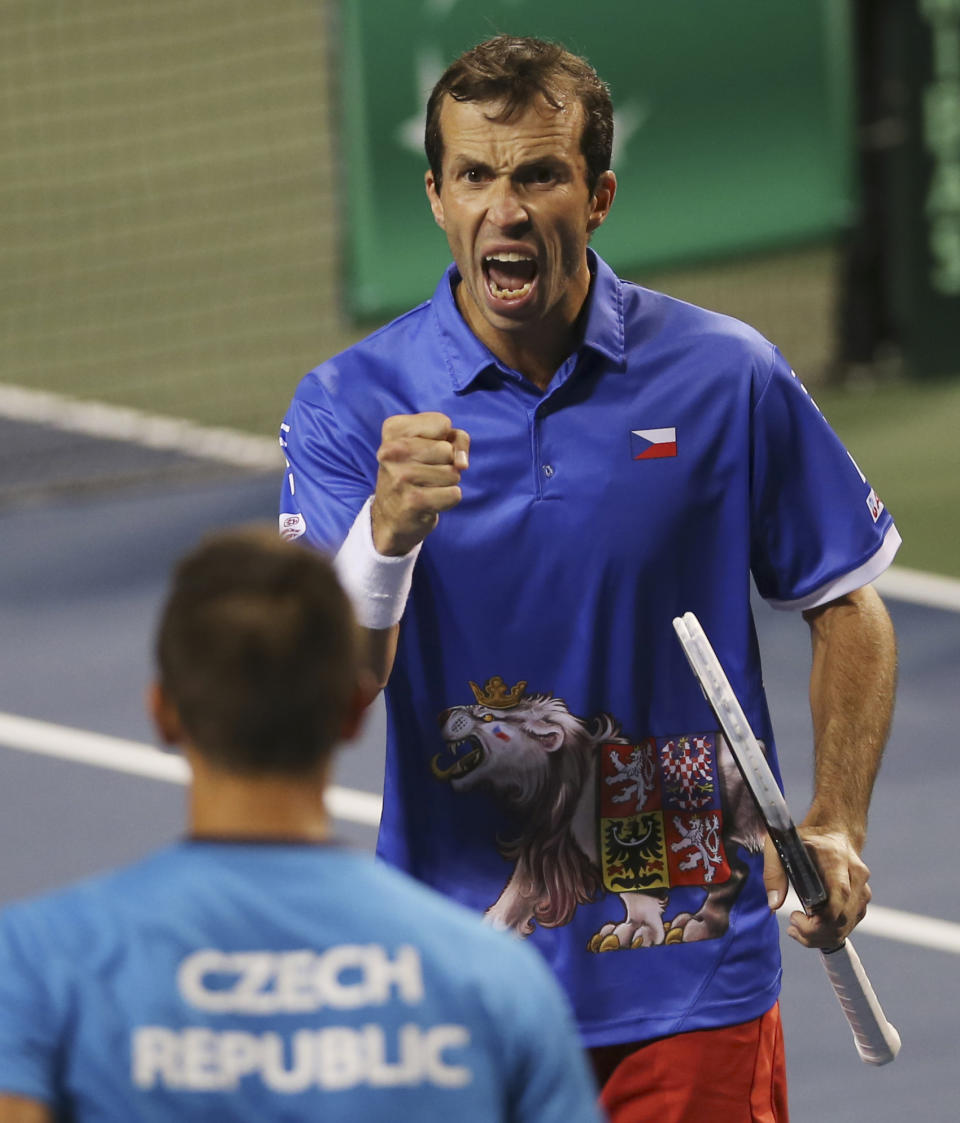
[
  {"left": 156, "top": 528, "right": 358, "bottom": 775},
  {"left": 425, "top": 35, "right": 613, "bottom": 192}
]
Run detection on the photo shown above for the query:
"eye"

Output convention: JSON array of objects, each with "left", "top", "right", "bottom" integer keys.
[
  {"left": 464, "top": 167, "right": 489, "bottom": 184},
  {"left": 522, "top": 165, "right": 558, "bottom": 187}
]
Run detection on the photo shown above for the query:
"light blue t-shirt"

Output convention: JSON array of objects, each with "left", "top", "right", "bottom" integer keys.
[{"left": 0, "top": 841, "right": 602, "bottom": 1121}]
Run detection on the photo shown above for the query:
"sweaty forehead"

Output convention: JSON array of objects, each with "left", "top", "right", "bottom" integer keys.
[{"left": 439, "top": 95, "right": 585, "bottom": 168}]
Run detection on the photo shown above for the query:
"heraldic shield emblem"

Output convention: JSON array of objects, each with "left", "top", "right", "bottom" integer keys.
[{"left": 599, "top": 734, "right": 732, "bottom": 892}]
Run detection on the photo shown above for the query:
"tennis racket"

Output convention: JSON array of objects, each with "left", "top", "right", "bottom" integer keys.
[{"left": 672, "top": 612, "right": 901, "bottom": 1066}]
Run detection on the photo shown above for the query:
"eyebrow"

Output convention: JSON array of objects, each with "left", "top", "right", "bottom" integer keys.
[{"left": 448, "top": 153, "right": 570, "bottom": 175}]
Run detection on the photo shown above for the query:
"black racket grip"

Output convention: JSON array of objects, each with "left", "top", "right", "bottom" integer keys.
[{"left": 769, "top": 824, "right": 828, "bottom": 913}]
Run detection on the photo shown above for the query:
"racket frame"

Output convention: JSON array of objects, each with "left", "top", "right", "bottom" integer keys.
[{"left": 672, "top": 611, "right": 901, "bottom": 1065}]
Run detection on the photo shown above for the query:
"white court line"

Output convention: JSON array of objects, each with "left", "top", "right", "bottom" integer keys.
[
  {"left": 874, "top": 565, "right": 960, "bottom": 613},
  {"left": 2, "top": 711, "right": 959, "bottom": 955},
  {"left": 0, "top": 712, "right": 382, "bottom": 828},
  {"left": 781, "top": 891, "right": 960, "bottom": 957},
  {"left": 0, "top": 384, "right": 282, "bottom": 471},
  {"left": 4, "top": 383, "right": 960, "bottom": 610}
]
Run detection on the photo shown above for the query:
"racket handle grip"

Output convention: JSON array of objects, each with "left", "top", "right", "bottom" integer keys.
[{"left": 820, "top": 940, "right": 901, "bottom": 1065}]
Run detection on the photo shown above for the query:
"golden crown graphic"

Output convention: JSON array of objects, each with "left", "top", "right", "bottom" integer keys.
[{"left": 469, "top": 676, "right": 528, "bottom": 709}]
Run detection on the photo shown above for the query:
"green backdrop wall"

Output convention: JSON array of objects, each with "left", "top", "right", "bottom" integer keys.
[{"left": 341, "top": 1, "right": 855, "bottom": 317}]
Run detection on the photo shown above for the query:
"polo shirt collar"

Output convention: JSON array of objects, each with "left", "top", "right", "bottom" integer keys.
[
  {"left": 431, "top": 249, "right": 625, "bottom": 392},
  {"left": 581, "top": 249, "right": 626, "bottom": 365}
]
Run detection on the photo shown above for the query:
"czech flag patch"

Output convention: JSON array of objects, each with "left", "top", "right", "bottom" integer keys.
[{"left": 631, "top": 427, "right": 677, "bottom": 460}]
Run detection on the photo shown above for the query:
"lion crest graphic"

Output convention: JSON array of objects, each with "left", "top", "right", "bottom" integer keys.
[{"left": 432, "top": 677, "right": 765, "bottom": 950}]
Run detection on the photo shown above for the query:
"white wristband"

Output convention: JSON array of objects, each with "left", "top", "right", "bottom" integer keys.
[{"left": 334, "top": 497, "right": 421, "bottom": 629}]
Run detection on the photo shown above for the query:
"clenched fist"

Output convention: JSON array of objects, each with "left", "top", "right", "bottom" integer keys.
[{"left": 371, "top": 412, "right": 470, "bottom": 556}]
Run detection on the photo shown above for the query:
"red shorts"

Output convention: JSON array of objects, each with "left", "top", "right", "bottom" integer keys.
[{"left": 590, "top": 1003, "right": 789, "bottom": 1123}]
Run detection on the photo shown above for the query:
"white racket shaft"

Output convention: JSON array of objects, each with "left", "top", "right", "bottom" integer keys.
[{"left": 672, "top": 612, "right": 901, "bottom": 1065}]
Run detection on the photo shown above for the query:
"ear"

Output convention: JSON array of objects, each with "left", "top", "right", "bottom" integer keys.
[
  {"left": 586, "top": 169, "right": 617, "bottom": 234},
  {"left": 425, "top": 169, "right": 445, "bottom": 230},
  {"left": 148, "top": 681, "right": 183, "bottom": 747},
  {"left": 340, "top": 670, "right": 380, "bottom": 743},
  {"left": 524, "top": 721, "right": 565, "bottom": 753}
]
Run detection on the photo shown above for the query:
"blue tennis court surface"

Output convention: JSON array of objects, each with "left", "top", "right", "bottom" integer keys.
[{"left": 1, "top": 418, "right": 956, "bottom": 1121}]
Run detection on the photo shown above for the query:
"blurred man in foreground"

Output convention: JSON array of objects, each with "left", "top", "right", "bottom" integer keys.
[{"left": 0, "top": 528, "right": 601, "bottom": 1122}]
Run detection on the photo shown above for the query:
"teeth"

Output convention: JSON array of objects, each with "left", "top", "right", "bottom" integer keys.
[
  {"left": 489, "top": 280, "right": 532, "bottom": 300},
  {"left": 485, "top": 252, "right": 532, "bottom": 263}
]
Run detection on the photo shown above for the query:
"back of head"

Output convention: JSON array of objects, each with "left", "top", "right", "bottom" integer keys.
[
  {"left": 425, "top": 34, "right": 613, "bottom": 191},
  {"left": 156, "top": 528, "right": 358, "bottom": 775}
]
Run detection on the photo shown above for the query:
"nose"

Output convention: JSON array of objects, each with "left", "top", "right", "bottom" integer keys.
[{"left": 487, "top": 177, "right": 529, "bottom": 230}]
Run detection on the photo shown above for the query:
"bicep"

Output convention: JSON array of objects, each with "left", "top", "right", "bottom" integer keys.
[
  {"left": 750, "top": 352, "right": 898, "bottom": 607},
  {"left": 280, "top": 392, "right": 378, "bottom": 552},
  {"left": 803, "top": 584, "right": 895, "bottom": 659},
  {"left": 804, "top": 583, "right": 897, "bottom": 751}
]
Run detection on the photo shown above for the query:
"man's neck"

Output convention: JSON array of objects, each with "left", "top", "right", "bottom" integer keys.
[
  {"left": 455, "top": 270, "right": 592, "bottom": 392},
  {"left": 480, "top": 327, "right": 573, "bottom": 391},
  {"left": 186, "top": 752, "right": 331, "bottom": 842}
]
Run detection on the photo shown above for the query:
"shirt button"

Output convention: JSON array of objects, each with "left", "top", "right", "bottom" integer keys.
[{"left": 542, "top": 464, "right": 555, "bottom": 478}]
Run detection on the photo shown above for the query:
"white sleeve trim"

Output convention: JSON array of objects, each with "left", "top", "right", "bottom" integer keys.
[{"left": 765, "top": 524, "right": 903, "bottom": 612}]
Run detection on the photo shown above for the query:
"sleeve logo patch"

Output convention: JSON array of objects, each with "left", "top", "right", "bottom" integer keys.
[
  {"left": 866, "top": 488, "right": 884, "bottom": 523},
  {"left": 279, "top": 513, "right": 307, "bottom": 541}
]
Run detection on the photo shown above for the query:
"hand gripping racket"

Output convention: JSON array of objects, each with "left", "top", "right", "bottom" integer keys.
[{"left": 672, "top": 612, "right": 901, "bottom": 1065}]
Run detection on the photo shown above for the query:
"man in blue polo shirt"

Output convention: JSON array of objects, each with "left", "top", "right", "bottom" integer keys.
[
  {"left": 0, "top": 531, "right": 602, "bottom": 1123},
  {"left": 279, "top": 35, "right": 899, "bottom": 1122}
]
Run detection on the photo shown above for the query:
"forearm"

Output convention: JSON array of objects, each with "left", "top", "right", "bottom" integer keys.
[
  {"left": 773, "top": 584, "right": 896, "bottom": 947},
  {"left": 803, "top": 584, "right": 897, "bottom": 850},
  {"left": 333, "top": 413, "right": 470, "bottom": 691},
  {"left": 335, "top": 499, "right": 418, "bottom": 690},
  {"left": 362, "top": 625, "right": 399, "bottom": 690},
  {"left": 0, "top": 1096, "right": 53, "bottom": 1123}
]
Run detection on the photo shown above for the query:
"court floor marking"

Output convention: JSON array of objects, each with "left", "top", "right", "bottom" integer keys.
[
  {"left": 0, "top": 711, "right": 382, "bottom": 828},
  {"left": 4, "top": 382, "right": 960, "bottom": 610},
  {"left": 873, "top": 565, "right": 960, "bottom": 613},
  {"left": 780, "top": 890, "right": 960, "bottom": 956},
  {"left": 3, "top": 709, "right": 959, "bottom": 956},
  {"left": 0, "top": 384, "right": 281, "bottom": 471}
]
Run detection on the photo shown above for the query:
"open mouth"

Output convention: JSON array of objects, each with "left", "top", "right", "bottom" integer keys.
[
  {"left": 431, "top": 736, "right": 484, "bottom": 781},
  {"left": 482, "top": 252, "right": 537, "bottom": 302}
]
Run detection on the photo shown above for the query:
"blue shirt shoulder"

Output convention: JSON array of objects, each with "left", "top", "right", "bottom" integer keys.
[{"left": 0, "top": 843, "right": 601, "bottom": 1122}]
